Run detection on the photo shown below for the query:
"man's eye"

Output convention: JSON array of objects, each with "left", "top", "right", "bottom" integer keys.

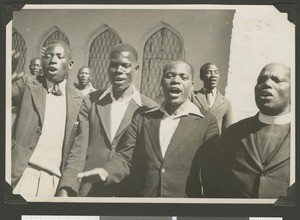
[
  {"left": 44, "top": 54, "right": 52, "bottom": 58},
  {"left": 109, "top": 63, "right": 117, "bottom": 68},
  {"left": 122, "top": 64, "right": 131, "bottom": 68}
]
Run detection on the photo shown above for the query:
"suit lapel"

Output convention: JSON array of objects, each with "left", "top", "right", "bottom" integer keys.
[
  {"left": 164, "top": 115, "right": 199, "bottom": 161},
  {"left": 241, "top": 134, "right": 264, "bottom": 170},
  {"left": 28, "top": 80, "right": 47, "bottom": 125},
  {"left": 114, "top": 100, "right": 139, "bottom": 141},
  {"left": 210, "top": 92, "right": 225, "bottom": 112},
  {"left": 265, "top": 127, "right": 290, "bottom": 171},
  {"left": 194, "top": 89, "right": 208, "bottom": 110},
  {"left": 64, "top": 82, "right": 84, "bottom": 146},
  {"left": 145, "top": 112, "right": 164, "bottom": 163},
  {"left": 96, "top": 95, "right": 112, "bottom": 143}
]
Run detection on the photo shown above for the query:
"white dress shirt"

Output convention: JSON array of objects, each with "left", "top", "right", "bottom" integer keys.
[
  {"left": 98, "top": 85, "right": 142, "bottom": 141},
  {"left": 203, "top": 87, "right": 217, "bottom": 108},
  {"left": 159, "top": 100, "right": 203, "bottom": 158}
]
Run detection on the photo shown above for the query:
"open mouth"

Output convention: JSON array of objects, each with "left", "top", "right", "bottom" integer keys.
[
  {"left": 47, "top": 67, "right": 58, "bottom": 73},
  {"left": 169, "top": 87, "right": 181, "bottom": 97},
  {"left": 259, "top": 91, "right": 273, "bottom": 100},
  {"left": 113, "top": 77, "right": 126, "bottom": 84}
]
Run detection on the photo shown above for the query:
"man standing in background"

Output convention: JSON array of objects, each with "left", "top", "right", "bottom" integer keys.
[
  {"left": 74, "top": 66, "right": 96, "bottom": 96},
  {"left": 29, "top": 57, "right": 42, "bottom": 76},
  {"left": 192, "top": 63, "right": 232, "bottom": 133}
]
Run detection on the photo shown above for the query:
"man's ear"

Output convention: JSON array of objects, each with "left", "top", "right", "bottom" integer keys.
[
  {"left": 135, "top": 64, "right": 139, "bottom": 72},
  {"left": 68, "top": 60, "right": 74, "bottom": 69}
]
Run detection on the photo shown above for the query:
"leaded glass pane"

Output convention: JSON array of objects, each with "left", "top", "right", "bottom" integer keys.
[
  {"left": 12, "top": 30, "right": 26, "bottom": 74},
  {"left": 141, "top": 28, "right": 182, "bottom": 102},
  {"left": 88, "top": 30, "right": 122, "bottom": 90},
  {"left": 43, "top": 30, "right": 70, "bottom": 47}
]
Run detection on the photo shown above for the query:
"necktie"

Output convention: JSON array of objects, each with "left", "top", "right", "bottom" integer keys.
[
  {"left": 206, "top": 90, "right": 214, "bottom": 108},
  {"left": 51, "top": 83, "right": 62, "bottom": 96}
]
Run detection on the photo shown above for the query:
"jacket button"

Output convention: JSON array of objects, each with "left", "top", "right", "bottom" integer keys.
[{"left": 161, "top": 168, "right": 166, "bottom": 174}]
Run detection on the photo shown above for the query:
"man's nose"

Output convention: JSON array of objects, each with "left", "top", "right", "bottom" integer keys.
[
  {"left": 115, "top": 65, "right": 124, "bottom": 73},
  {"left": 171, "top": 75, "right": 180, "bottom": 83},
  {"left": 49, "top": 55, "right": 58, "bottom": 63},
  {"left": 263, "top": 78, "right": 273, "bottom": 87}
]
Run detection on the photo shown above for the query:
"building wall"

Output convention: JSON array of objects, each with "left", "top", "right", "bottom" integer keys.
[
  {"left": 12, "top": 6, "right": 294, "bottom": 123},
  {"left": 12, "top": 8, "right": 234, "bottom": 94}
]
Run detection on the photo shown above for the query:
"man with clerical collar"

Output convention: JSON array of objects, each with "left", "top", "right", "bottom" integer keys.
[
  {"left": 74, "top": 66, "right": 96, "bottom": 96},
  {"left": 77, "top": 60, "right": 220, "bottom": 198},
  {"left": 57, "top": 43, "right": 157, "bottom": 197},
  {"left": 11, "top": 42, "right": 84, "bottom": 197},
  {"left": 220, "top": 62, "right": 291, "bottom": 198},
  {"left": 192, "top": 63, "right": 232, "bottom": 133}
]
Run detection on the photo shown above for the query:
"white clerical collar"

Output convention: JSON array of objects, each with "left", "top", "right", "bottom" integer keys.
[
  {"left": 258, "top": 111, "right": 291, "bottom": 125},
  {"left": 46, "top": 78, "right": 67, "bottom": 95},
  {"left": 98, "top": 85, "right": 142, "bottom": 107}
]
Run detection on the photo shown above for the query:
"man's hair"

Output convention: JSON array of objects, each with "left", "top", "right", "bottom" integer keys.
[
  {"left": 78, "top": 66, "right": 92, "bottom": 75},
  {"left": 163, "top": 60, "right": 194, "bottom": 79},
  {"left": 45, "top": 41, "right": 72, "bottom": 59},
  {"left": 110, "top": 43, "right": 138, "bottom": 62},
  {"left": 199, "top": 62, "right": 216, "bottom": 80},
  {"left": 30, "top": 57, "right": 41, "bottom": 64}
]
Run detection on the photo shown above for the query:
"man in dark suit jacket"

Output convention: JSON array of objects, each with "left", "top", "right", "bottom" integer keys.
[
  {"left": 11, "top": 42, "right": 84, "bottom": 197},
  {"left": 57, "top": 43, "right": 157, "bottom": 197},
  {"left": 220, "top": 63, "right": 291, "bottom": 198},
  {"left": 192, "top": 63, "right": 232, "bottom": 133},
  {"left": 77, "top": 60, "right": 220, "bottom": 197}
]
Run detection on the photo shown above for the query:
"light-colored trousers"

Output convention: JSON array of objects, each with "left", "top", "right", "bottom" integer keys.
[{"left": 13, "top": 166, "right": 59, "bottom": 197}]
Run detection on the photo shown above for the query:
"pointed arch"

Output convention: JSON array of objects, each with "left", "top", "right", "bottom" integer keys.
[
  {"left": 40, "top": 26, "right": 70, "bottom": 48},
  {"left": 140, "top": 22, "right": 185, "bottom": 102},
  {"left": 86, "top": 25, "right": 122, "bottom": 90},
  {"left": 12, "top": 28, "right": 26, "bottom": 73}
]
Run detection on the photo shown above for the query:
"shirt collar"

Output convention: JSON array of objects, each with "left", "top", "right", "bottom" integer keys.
[
  {"left": 203, "top": 87, "right": 217, "bottom": 96},
  {"left": 46, "top": 78, "right": 67, "bottom": 95},
  {"left": 258, "top": 111, "right": 291, "bottom": 125},
  {"left": 76, "top": 82, "right": 94, "bottom": 90},
  {"left": 98, "top": 85, "right": 142, "bottom": 107},
  {"left": 158, "top": 99, "right": 204, "bottom": 119}
]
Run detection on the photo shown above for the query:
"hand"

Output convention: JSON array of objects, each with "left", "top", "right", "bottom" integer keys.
[
  {"left": 41, "top": 47, "right": 46, "bottom": 57},
  {"left": 12, "top": 50, "right": 24, "bottom": 82},
  {"left": 77, "top": 167, "right": 108, "bottom": 184},
  {"left": 56, "top": 188, "right": 69, "bottom": 197}
]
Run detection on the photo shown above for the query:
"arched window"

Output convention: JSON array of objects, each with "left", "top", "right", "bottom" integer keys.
[
  {"left": 43, "top": 28, "right": 70, "bottom": 47},
  {"left": 12, "top": 29, "right": 26, "bottom": 73},
  {"left": 88, "top": 29, "right": 122, "bottom": 90},
  {"left": 141, "top": 27, "right": 183, "bottom": 102}
]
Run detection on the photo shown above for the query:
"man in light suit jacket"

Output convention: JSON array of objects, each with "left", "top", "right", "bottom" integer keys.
[
  {"left": 57, "top": 43, "right": 157, "bottom": 197},
  {"left": 11, "top": 42, "right": 84, "bottom": 197},
  {"left": 220, "top": 63, "right": 291, "bottom": 198},
  {"left": 192, "top": 63, "right": 232, "bottom": 133},
  {"left": 77, "top": 60, "right": 220, "bottom": 197}
]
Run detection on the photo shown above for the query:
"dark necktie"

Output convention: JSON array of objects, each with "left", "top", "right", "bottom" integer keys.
[{"left": 51, "top": 83, "right": 62, "bottom": 96}]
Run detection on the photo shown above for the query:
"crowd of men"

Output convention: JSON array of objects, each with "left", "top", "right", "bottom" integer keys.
[{"left": 11, "top": 41, "right": 292, "bottom": 199}]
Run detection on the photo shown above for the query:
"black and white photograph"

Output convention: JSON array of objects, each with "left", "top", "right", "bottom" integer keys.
[
  {"left": 4, "top": 4, "right": 296, "bottom": 205},
  {"left": 21, "top": 216, "right": 285, "bottom": 220}
]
